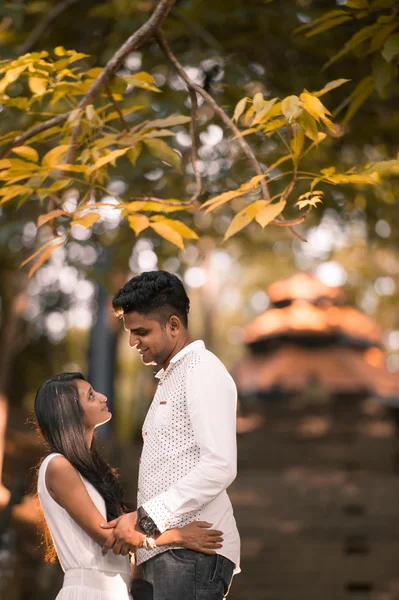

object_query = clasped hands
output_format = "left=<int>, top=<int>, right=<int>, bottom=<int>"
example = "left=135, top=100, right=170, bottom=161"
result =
left=101, top=510, right=143, bottom=556
left=101, top=512, right=224, bottom=557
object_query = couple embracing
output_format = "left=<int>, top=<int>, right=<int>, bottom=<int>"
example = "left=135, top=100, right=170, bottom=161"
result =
left=35, top=270, right=240, bottom=600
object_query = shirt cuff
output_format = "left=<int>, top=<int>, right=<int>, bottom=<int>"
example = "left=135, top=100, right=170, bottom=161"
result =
left=142, top=496, right=173, bottom=533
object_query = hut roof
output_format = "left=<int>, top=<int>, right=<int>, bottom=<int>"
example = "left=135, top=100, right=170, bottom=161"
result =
left=243, top=301, right=382, bottom=349
left=268, top=273, right=341, bottom=305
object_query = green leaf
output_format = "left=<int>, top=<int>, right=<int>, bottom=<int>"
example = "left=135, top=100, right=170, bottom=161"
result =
left=305, top=16, right=353, bottom=38
left=224, top=200, right=267, bottom=240
left=255, top=199, right=286, bottom=227
left=382, top=33, right=399, bottom=62
left=12, top=146, right=39, bottom=163
left=128, top=214, right=150, bottom=235
left=127, top=144, right=142, bottom=166
left=342, top=76, right=375, bottom=125
left=144, top=139, right=182, bottom=172
left=372, top=54, right=395, bottom=96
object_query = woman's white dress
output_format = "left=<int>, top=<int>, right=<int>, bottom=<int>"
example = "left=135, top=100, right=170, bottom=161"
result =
left=38, top=453, right=132, bottom=600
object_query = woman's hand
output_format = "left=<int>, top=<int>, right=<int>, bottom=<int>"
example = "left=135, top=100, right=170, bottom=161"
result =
left=175, top=521, right=224, bottom=554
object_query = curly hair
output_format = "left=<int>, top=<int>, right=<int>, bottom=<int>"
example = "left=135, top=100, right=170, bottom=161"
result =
left=112, top=270, right=190, bottom=327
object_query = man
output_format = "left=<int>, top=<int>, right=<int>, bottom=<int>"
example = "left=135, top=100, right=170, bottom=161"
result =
left=102, top=270, right=240, bottom=599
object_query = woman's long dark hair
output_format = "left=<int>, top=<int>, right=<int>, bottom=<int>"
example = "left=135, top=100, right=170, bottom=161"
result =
left=34, top=372, right=127, bottom=561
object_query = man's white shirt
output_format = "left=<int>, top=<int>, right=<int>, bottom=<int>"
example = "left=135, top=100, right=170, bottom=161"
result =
left=136, top=340, right=240, bottom=571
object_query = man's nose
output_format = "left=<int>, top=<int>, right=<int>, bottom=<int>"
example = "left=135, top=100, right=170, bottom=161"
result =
left=129, top=334, right=139, bottom=348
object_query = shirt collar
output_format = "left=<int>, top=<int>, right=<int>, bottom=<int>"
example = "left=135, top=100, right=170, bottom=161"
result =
left=154, top=340, right=205, bottom=379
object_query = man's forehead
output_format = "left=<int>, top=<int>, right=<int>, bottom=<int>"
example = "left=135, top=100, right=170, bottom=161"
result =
left=123, top=311, right=158, bottom=329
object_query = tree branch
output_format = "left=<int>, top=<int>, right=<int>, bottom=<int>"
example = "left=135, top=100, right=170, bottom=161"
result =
left=16, top=0, right=81, bottom=55
left=188, top=89, right=202, bottom=206
left=3, top=113, right=70, bottom=157
left=155, top=29, right=270, bottom=202
left=64, top=0, right=176, bottom=165
left=155, top=29, right=306, bottom=239
left=105, top=85, right=130, bottom=132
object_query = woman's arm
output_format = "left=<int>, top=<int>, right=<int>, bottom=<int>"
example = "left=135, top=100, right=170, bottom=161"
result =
left=45, top=455, right=134, bottom=547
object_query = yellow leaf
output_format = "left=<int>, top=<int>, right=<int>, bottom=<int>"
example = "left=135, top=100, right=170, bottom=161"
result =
left=224, top=201, right=267, bottom=240
left=299, top=92, right=331, bottom=122
left=12, top=146, right=39, bottom=163
left=38, top=210, right=70, bottom=228
left=144, top=139, right=182, bottom=172
left=150, top=216, right=198, bottom=239
left=20, top=237, right=61, bottom=268
left=150, top=222, right=184, bottom=249
left=291, top=129, right=305, bottom=160
left=124, top=72, right=161, bottom=92
left=312, top=79, right=350, bottom=97
left=29, top=77, right=47, bottom=95
left=28, top=240, right=65, bottom=278
left=295, top=192, right=323, bottom=210
left=282, top=95, right=302, bottom=121
left=253, top=92, right=264, bottom=112
left=266, top=155, right=292, bottom=173
left=255, top=200, right=286, bottom=228
left=72, top=213, right=100, bottom=229
left=0, top=159, right=12, bottom=169
left=297, top=111, right=319, bottom=142
left=123, top=200, right=192, bottom=213
left=251, top=98, right=278, bottom=126
left=233, top=97, right=249, bottom=122
left=143, top=115, right=192, bottom=129
left=42, top=145, right=70, bottom=167
left=90, top=147, right=130, bottom=171
left=0, top=65, right=26, bottom=94
left=202, top=174, right=267, bottom=212
left=85, top=104, right=96, bottom=121
left=128, top=214, right=150, bottom=235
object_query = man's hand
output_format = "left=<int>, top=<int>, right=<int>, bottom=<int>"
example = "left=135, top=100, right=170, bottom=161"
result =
left=101, top=511, right=145, bottom=556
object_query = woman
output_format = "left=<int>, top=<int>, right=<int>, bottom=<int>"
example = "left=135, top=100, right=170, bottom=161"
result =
left=35, top=372, right=224, bottom=600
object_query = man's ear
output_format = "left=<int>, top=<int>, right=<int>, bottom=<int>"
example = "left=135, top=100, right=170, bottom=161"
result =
left=168, top=315, right=180, bottom=335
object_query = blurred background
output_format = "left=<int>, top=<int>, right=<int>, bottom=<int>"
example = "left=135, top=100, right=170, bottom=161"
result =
left=2, top=1, right=399, bottom=599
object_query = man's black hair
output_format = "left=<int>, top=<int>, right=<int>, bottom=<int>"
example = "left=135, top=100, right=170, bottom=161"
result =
left=112, top=271, right=190, bottom=328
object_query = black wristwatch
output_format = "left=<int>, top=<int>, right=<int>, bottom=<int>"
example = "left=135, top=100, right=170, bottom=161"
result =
left=138, top=506, right=158, bottom=536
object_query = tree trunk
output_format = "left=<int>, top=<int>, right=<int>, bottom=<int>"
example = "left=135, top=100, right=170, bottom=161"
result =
left=0, top=286, right=28, bottom=505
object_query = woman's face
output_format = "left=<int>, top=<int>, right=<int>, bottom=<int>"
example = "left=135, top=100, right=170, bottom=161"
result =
left=74, top=379, right=111, bottom=429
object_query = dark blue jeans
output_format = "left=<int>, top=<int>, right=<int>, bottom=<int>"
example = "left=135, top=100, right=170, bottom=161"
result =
left=132, top=550, right=235, bottom=600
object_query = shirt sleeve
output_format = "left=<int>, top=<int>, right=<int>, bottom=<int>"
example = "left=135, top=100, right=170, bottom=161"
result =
left=143, top=357, right=238, bottom=533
